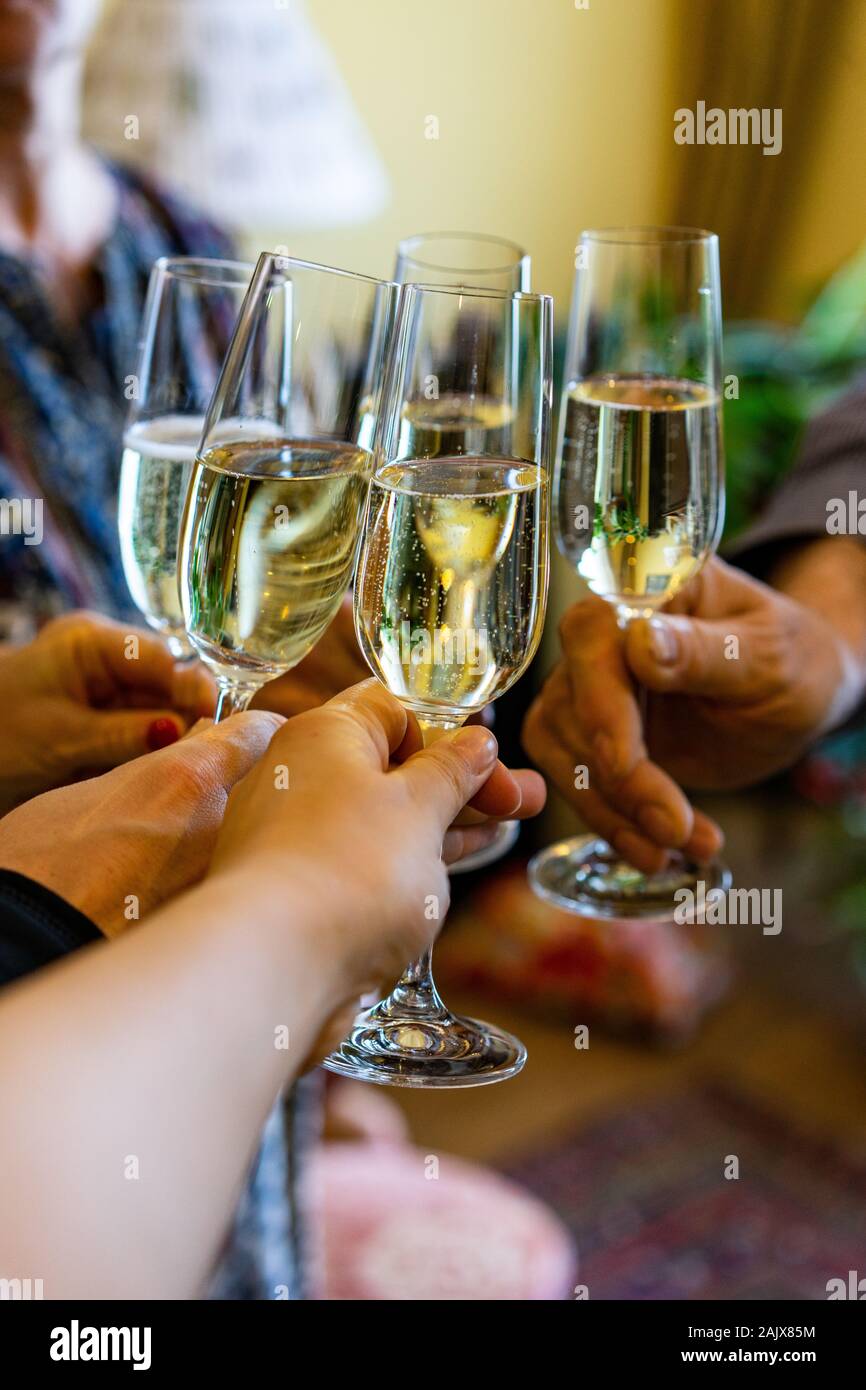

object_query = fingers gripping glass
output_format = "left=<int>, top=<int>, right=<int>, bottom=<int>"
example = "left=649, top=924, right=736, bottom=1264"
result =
left=323, top=282, right=553, bottom=1088
left=528, top=227, right=731, bottom=918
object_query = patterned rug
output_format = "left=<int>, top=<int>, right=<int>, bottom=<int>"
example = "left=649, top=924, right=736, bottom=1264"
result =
left=500, top=1083, right=866, bottom=1300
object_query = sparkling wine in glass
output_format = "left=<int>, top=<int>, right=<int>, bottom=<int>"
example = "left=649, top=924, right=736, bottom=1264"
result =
left=323, top=282, right=552, bottom=1087
left=178, top=253, right=398, bottom=721
left=528, top=226, right=731, bottom=918
left=118, top=257, right=254, bottom=657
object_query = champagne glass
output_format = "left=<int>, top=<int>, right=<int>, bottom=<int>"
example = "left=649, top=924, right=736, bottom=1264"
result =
left=528, top=226, right=731, bottom=918
left=396, top=232, right=530, bottom=291
left=118, top=257, right=253, bottom=657
left=179, top=253, right=398, bottom=721
left=323, top=282, right=553, bottom=1087
left=395, top=232, right=531, bottom=870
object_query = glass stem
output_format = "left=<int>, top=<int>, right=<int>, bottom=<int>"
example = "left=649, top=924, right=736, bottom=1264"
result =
left=382, top=949, right=444, bottom=1014
left=214, top=680, right=263, bottom=723
left=383, top=712, right=466, bottom=1019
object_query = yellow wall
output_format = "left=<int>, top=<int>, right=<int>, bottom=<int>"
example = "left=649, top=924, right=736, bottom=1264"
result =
left=281, top=0, right=671, bottom=312
left=95, top=0, right=865, bottom=324
left=272, top=0, right=866, bottom=325
left=94, top=0, right=866, bottom=321
left=769, top=1, right=866, bottom=315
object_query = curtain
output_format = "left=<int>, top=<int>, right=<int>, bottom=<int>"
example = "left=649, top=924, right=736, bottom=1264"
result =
left=667, top=0, right=854, bottom=316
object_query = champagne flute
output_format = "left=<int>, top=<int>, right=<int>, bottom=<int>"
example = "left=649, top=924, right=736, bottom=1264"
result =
left=395, top=232, right=531, bottom=869
left=118, top=257, right=253, bottom=657
left=528, top=226, right=731, bottom=918
left=179, top=253, right=398, bottom=721
left=323, top=282, right=553, bottom=1087
left=395, top=231, right=530, bottom=291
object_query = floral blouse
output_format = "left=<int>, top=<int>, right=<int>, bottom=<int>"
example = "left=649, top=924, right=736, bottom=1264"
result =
left=0, top=159, right=234, bottom=630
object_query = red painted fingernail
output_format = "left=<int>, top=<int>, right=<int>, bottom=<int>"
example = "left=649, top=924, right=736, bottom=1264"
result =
left=147, top=717, right=180, bottom=751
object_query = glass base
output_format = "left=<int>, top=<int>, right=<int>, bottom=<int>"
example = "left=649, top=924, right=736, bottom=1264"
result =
left=322, top=1000, right=527, bottom=1088
left=528, top=833, right=732, bottom=920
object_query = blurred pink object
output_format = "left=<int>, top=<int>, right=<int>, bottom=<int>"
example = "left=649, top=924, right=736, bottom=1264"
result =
left=309, top=1143, right=576, bottom=1300
left=437, top=863, right=732, bottom=1039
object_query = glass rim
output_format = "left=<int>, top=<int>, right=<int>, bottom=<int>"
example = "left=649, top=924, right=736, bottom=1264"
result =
left=579, top=226, right=718, bottom=246
left=401, top=281, right=551, bottom=308
left=153, top=256, right=255, bottom=288
left=258, top=251, right=399, bottom=291
left=397, top=231, right=528, bottom=275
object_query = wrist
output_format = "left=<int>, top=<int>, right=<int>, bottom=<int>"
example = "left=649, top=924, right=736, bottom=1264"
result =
left=203, top=855, right=355, bottom=1018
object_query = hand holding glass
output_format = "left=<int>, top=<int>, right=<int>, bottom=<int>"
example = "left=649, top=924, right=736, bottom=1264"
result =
left=529, top=226, right=730, bottom=918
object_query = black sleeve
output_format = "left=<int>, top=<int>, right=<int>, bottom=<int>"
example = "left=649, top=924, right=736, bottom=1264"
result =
left=724, top=376, right=866, bottom=579
left=0, top=870, right=103, bottom=988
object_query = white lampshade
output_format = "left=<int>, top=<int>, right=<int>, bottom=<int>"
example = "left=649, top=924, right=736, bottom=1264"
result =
left=83, top=0, right=388, bottom=230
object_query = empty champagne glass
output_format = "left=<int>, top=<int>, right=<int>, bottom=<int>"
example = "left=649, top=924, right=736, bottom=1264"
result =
left=528, top=226, right=731, bottom=917
left=323, top=281, right=552, bottom=1087
left=178, top=253, right=398, bottom=721
left=118, top=257, right=253, bottom=657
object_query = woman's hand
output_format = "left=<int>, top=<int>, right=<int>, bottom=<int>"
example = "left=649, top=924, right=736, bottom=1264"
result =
left=0, top=610, right=215, bottom=814
left=522, top=554, right=866, bottom=872
left=211, top=679, right=545, bottom=1015
left=0, top=711, right=282, bottom=935
left=0, top=689, right=540, bottom=1298
left=0, top=683, right=543, bottom=1295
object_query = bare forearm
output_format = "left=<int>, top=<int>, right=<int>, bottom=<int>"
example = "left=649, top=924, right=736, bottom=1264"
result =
left=0, top=870, right=334, bottom=1299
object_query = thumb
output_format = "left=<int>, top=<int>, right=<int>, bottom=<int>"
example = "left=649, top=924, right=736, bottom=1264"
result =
left=167, top=709, right=285, bottom=787
left=626, top=613, right=758, bottom=698
left=398, top=726, right=500, bottom=828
